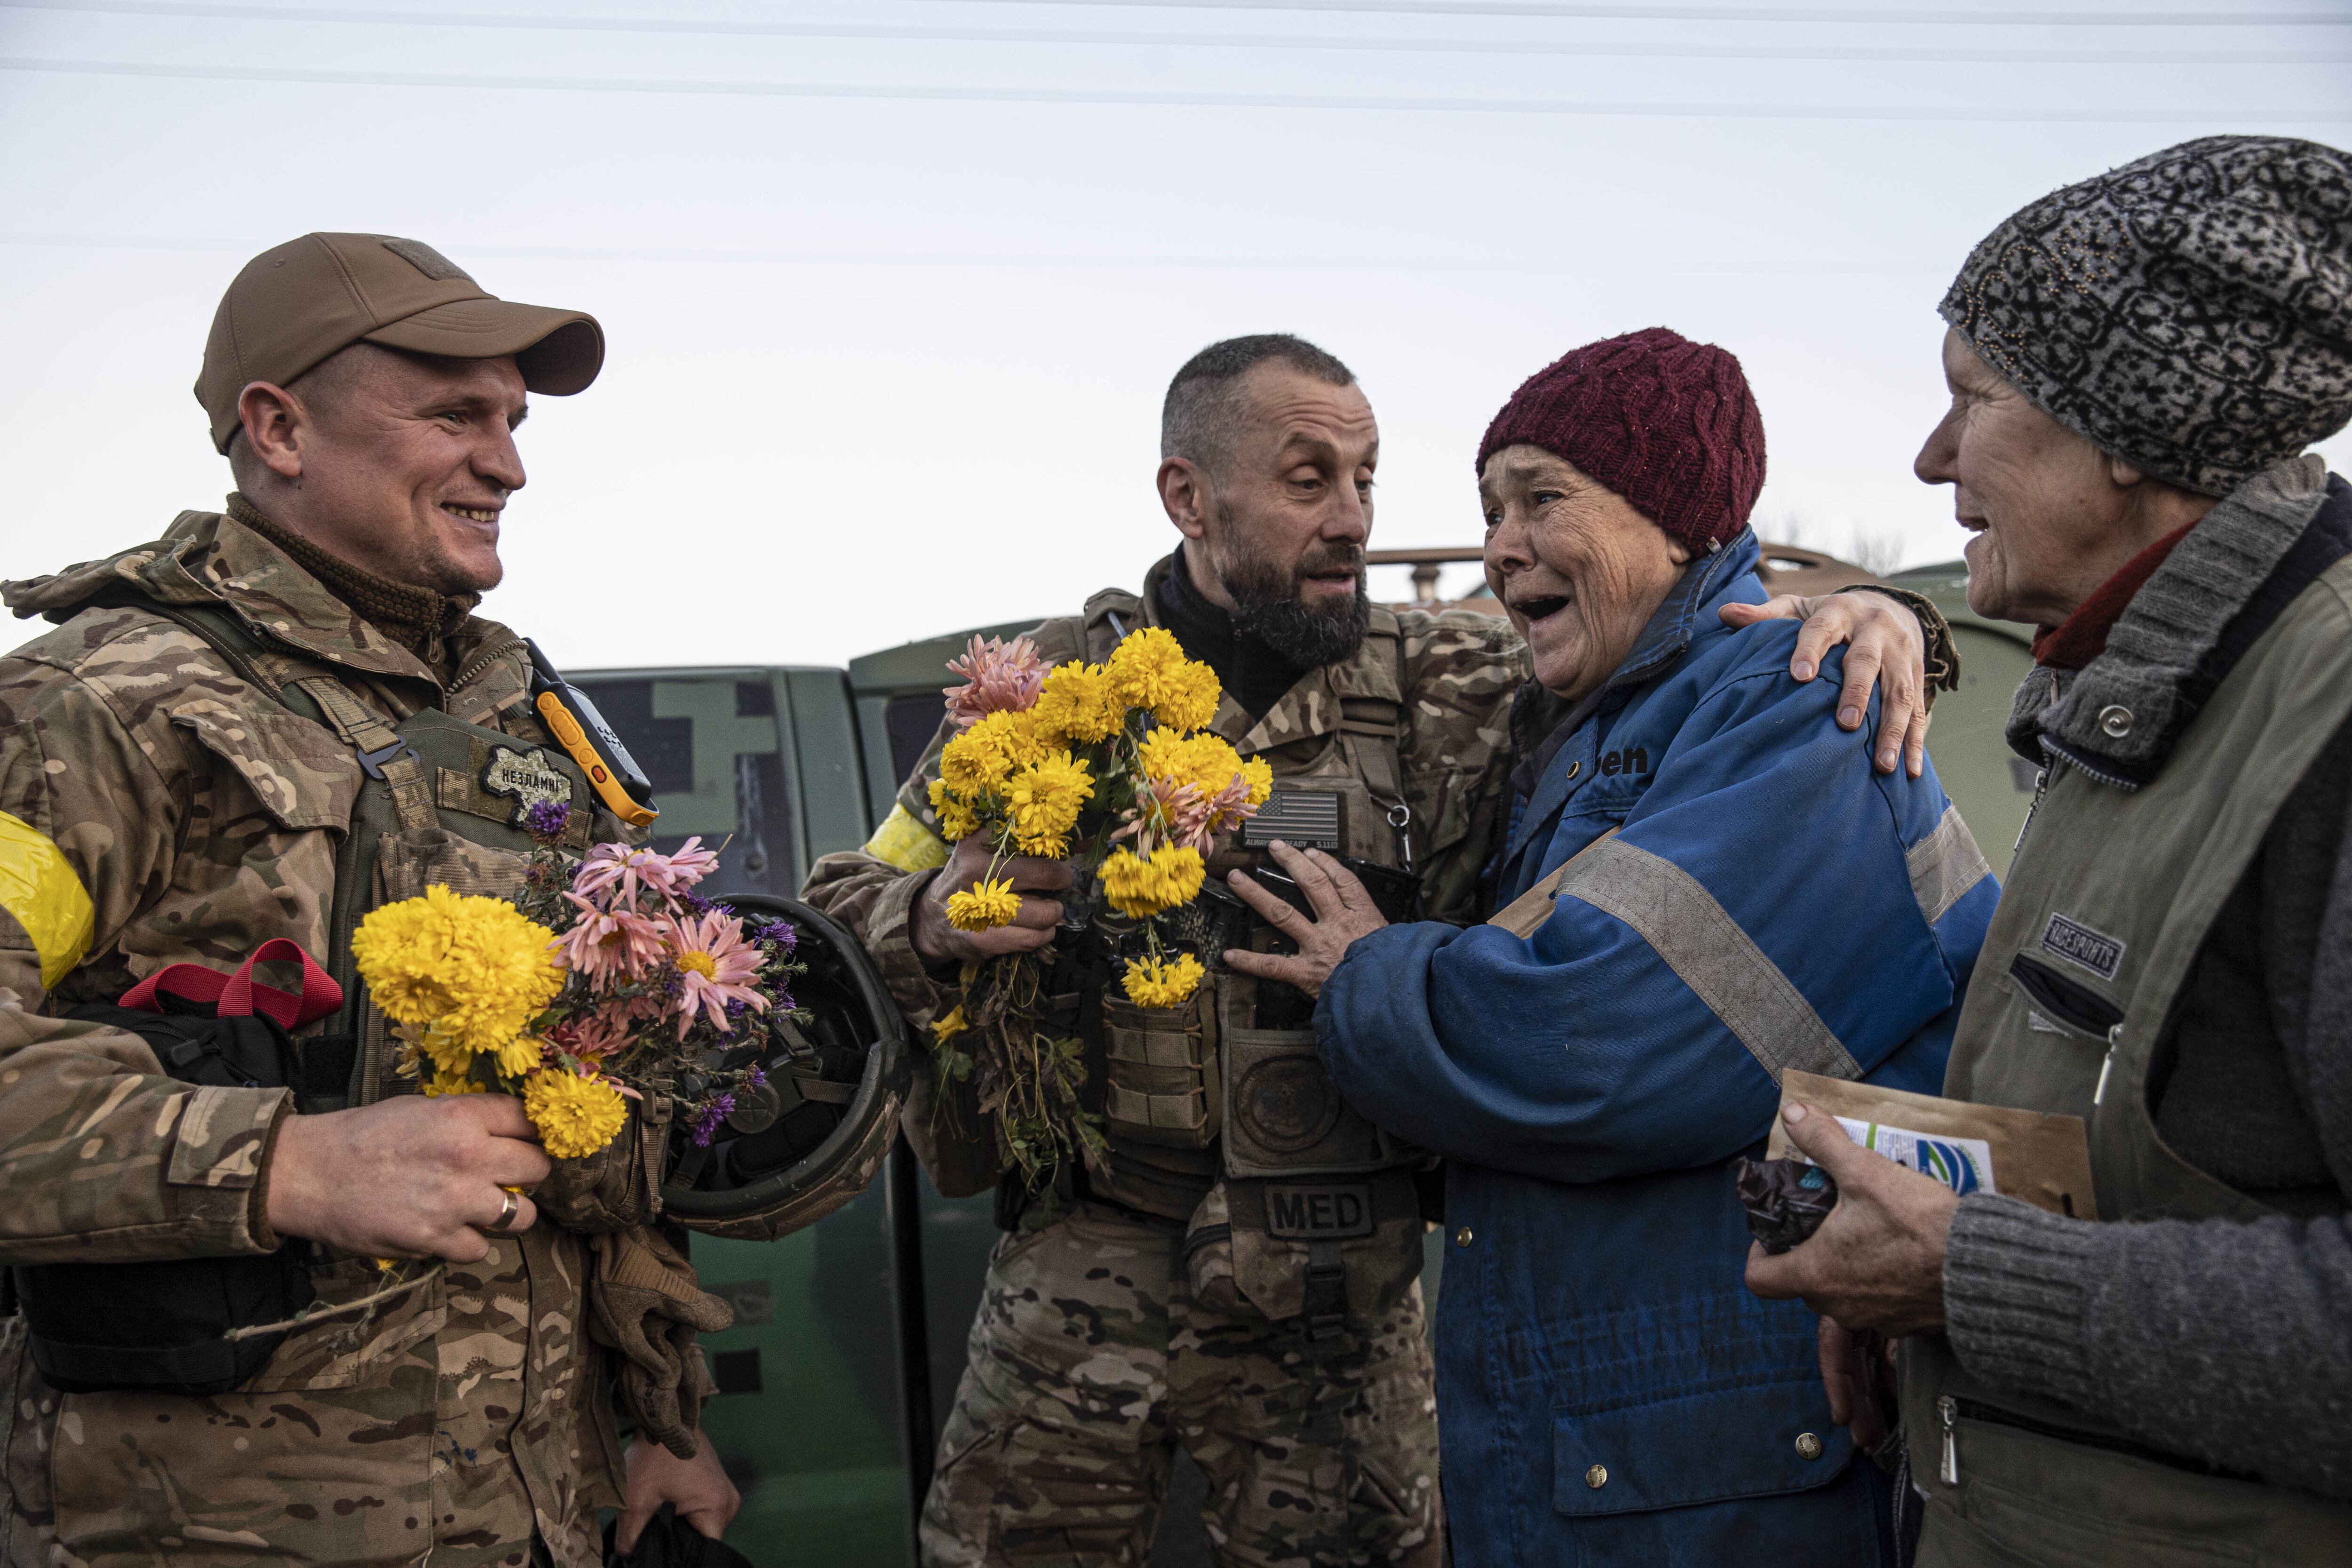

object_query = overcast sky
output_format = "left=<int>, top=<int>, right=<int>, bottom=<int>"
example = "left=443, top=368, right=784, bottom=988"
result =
left=4, top=0, right=2348, bottom=672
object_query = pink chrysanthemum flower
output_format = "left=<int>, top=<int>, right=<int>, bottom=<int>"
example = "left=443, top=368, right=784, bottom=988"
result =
left=1114, top=776, right=1217, bottom=857
left=1200, top=773, right=1259, bottom=837
left=665, top=909, right=769, bottom=1039
left=943, top=635, right=1049, bottom=730
left=548, top=1002, right=636, bottom=1067
left=573, top=837, right=721, bottom=909
left=556, top=892, right=668, bottom=985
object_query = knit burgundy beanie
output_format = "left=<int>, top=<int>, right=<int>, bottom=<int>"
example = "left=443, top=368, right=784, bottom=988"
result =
left=1475, top=327, right=1767, bottom=551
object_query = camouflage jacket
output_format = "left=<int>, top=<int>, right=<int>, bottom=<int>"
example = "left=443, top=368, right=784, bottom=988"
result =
left=802, top=555, right=1530, bottom=1194
left=0, top=509, right=662, bottom=1568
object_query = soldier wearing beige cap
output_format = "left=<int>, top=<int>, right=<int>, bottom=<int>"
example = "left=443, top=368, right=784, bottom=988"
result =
left=0, top=234, right=737, bottom=1566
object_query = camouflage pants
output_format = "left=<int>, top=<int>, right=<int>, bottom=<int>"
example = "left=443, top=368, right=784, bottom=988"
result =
left=919, top=1200, right=1443, bottom=1568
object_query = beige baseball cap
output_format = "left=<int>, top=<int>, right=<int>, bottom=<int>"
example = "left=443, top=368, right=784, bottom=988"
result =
left=196, top=232, right=604, bottom=452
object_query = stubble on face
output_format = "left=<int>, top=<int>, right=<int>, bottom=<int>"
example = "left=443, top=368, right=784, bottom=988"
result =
left=1198, top=369, right=1379, bottom=669
left=278, top=346, right=528, bottom=598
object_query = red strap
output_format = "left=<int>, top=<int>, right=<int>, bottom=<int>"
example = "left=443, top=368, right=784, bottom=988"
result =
left=120, top=939, right=343, bottom=1031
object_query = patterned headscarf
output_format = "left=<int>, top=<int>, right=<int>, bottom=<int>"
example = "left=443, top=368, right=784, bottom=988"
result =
left=1941, top=135, right=2352, bottom=497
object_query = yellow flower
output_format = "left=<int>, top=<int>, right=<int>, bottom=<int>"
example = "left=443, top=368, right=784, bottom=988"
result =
left=421, top=1067, right=485, bottom=1098
left=928, top=779, right=983, bottom=842
left=1108, top=627, right=1221, bottom=731
left=412, top=1021, right=474, bottom=1078
left=493, top=1034, right=547, bottom=1080
left=931, top=1004, right=969, bottom=1041
left=946, top=877, right=1023, bottom=931
left=523, top=1069, right=628, bottom=1160
left=1121, top=953, right=1205, bottom=1010
left=1137, top=728, right=1248, bottom=800
left=940, top=710, right=1043, bottom=798
left=1032, top=661, right=1124, bottom=745
left=1006, top=750, right=1094, bottom=857
left=351, top=884, right=563, bottom=1056
left=1240, top=756, right=1274, bottom=808
left=1100, top=844, right=1206, bottom=918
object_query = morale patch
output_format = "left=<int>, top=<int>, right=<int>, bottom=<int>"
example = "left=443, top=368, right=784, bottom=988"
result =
left=479, top=745, right=574, bottom=828
left=1241, top=789, right=1343, bottom=852
left=2042, top=912, right=2125, bottom=981
left=1263, top=1182, right=1377, bottom=1241
left=1234, top=1056, right=1343, bottom=1154
left=380, top=236, right=477, bottom=284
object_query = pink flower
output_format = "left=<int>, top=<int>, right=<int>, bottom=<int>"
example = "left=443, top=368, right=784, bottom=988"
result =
left=665, top=909, right=769, bottom=1039
left=943, top=635, right=1048, bottom=729
left=1201, top=773, right=1258, bottom=836
left=572, top=838, right=721, bottom=909
left=1114, top=776, right=1216, bottom=856
left=555, top=892, right=667, bottom=984
left=545, top=1003, right=637, bottom=1067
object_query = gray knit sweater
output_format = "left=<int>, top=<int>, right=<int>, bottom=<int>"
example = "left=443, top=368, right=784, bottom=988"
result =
left=1943, top=459, right=2352, bottom=1500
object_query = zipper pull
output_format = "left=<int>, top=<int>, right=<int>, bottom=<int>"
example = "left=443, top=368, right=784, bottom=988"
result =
left=1939, top=1395, right=1959, bottom=1486
left=2092, top=1022, right=2123, bottom=1106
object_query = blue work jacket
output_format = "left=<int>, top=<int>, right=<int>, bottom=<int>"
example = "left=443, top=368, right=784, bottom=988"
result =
left=1318, top=533, right=1997, bottom=1567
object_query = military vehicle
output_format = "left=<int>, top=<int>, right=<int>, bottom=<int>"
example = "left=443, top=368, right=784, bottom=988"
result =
left=573, top=547, right=2030, bottom=1566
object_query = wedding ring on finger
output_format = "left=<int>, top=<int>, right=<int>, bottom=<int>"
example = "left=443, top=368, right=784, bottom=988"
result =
left=480, top=1187, right=522, bottom=1236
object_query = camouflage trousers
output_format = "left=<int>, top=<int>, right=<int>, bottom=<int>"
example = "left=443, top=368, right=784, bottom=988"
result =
left=919, top=1199, right=1443, bottom=1568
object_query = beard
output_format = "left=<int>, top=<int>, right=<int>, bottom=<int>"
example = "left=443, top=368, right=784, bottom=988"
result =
left=1216, top=539, right=1371, bottom=669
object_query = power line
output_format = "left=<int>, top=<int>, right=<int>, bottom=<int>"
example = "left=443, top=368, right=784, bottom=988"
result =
left=6, top=56, right=2347, bottom=120
left=906, top=0, right=2352, bottom=24
left=0, top=231, right=1955, bottom=272
left=1, top=0, right=2337, bottom=65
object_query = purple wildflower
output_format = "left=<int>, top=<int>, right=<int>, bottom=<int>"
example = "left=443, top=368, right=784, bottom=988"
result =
left=752, top=919, right=798, bottom=951
left=677, top=890, right=717, bottom=917
left=690, top=1093, right=738, bottom=1147
left=747, top=1066, right=767, bottom=1089
left=522, top=799, right=572, bottom=844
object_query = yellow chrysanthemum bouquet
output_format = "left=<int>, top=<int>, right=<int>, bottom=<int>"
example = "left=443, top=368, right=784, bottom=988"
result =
left=350, top=806, right=806, bottom=1168
left=927, top=628, right=1270, bottom=1185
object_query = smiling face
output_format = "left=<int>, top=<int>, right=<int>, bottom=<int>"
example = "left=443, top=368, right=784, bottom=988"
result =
left=1167, top=363, right=1378, bottom=667
left=1481, top=445, right=1692, bottom=700
left=239, top=342, right=529, bottom=597
left=1915, top=327, right=2170, bottom=628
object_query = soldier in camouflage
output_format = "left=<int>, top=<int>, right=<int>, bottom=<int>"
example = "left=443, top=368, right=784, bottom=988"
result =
left=803, top=334, right=1935, bottom=1566
left=0, top=234, right=735, bottom=1567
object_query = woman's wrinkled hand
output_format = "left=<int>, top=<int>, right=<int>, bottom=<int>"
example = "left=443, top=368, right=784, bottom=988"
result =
left=1220, top=840, right=1389, bottom=1000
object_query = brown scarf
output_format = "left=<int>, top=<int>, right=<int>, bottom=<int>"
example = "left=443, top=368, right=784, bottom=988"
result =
left=225, top=493, right=477, bottom=671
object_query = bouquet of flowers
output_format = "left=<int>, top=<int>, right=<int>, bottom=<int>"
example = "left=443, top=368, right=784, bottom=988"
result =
left=926, top=627, right=1270, bottom=1186
left=350, top=804, right=805, bottom=1167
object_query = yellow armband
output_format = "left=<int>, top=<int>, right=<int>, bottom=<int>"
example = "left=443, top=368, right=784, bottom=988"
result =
left=0, top=811, right=95, bottom=990
left=864, top=803, right=951, bottom=874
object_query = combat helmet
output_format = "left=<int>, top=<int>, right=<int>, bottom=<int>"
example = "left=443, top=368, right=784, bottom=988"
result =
left=660, top=893, right=911, bottom=1241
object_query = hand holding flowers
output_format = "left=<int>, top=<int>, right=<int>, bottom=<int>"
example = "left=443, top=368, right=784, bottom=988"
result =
left=350, top=804, right=809, bottom=1184
left=921, top=628, right=1271, bottom=1189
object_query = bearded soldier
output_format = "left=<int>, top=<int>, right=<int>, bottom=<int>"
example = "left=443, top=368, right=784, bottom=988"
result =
left=0, top=234, right=738, bottom=1566
left=803, top=333, right=1939, bottom=1565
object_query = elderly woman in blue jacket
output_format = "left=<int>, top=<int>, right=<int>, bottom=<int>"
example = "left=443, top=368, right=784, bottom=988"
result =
left=1222, top=328, right=1997, bottom=1567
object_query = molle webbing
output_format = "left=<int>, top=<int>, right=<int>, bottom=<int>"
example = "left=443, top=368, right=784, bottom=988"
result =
left=290, top=676, right=437, bottom=833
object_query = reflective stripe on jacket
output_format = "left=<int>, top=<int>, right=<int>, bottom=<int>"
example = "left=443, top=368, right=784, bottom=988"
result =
left=1316, top=531, right=1998, bottom=1566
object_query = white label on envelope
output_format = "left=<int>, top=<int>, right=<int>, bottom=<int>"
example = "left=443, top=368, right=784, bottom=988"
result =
left=1833, top=1116, right=1994, bottom=1196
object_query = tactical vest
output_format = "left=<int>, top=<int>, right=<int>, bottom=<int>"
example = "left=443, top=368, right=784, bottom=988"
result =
left=1900, top=555, right=2352, bottom=1567
left=38, top=599, right=634, bottom=1543
left=1050, top=585, right=1430, bottom=1336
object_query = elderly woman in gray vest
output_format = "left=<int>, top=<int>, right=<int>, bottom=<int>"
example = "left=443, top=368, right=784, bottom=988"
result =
left=1746, top=135, right=2352, bottom=1566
